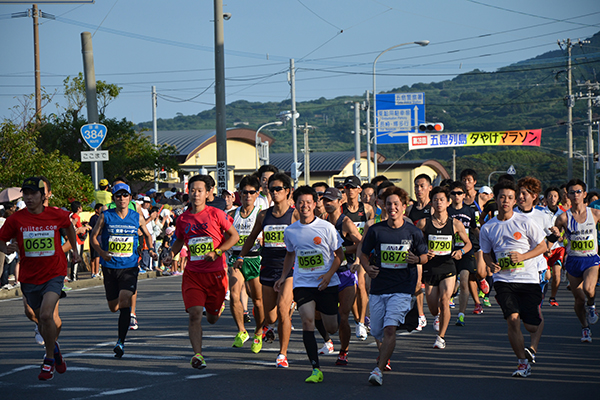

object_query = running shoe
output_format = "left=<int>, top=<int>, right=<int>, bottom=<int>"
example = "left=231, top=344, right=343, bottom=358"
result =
left=549, top=298, right=559, bottom=307
left=251, top=334, right=263, bottom=353
left=318, top=340, right=334, bottom=354
left=473, top=304, right=484, bottom=315
left=232, top=331, right=249, bottom=348
left=376, top=356, right=392, bottom=371
left=433, top=335, right=446, bottom=349
left=585, top=304, right=598, bottom=325
left=365, top=316, right=371, bottom=332
left=356, top=322, right=368, bottom=341
left=225, top=290, right=230, bottom=301
left=244, top=311, right=252, bottom=324
left=262, top=325, right=275, bottom=343
left=62, top=285, right=72, bottom=291
left=455, top=314, right=465, bottom=327
left=512, top=361, right=531, bottom=377
left=479, top=278, right=490, bottom=295
left=581, top=327, right=592, bottom=343
left=524, top=347, right=536, bottom=364
left=305, top=368, right=323, bottom=383
left=38, top=358, right=55, bottom=381
left=219, top=302, right=226, bottom=316
left=276, top=354, right=289, bottom=368
left=368, top=367, right=383, bottom=386
left=416, top=315, right=427, bottom=332
left=478, top=289, right=484, bottom=299
left=336, top=350, right=348, bottom=366
left=449, top=297, right=455, bottom=308
left=433, top=315, right=440, bottom=332
left=483, top=297, right=492, bottom=307
left=129, top=314, right=139, bottom=330
left=34, top=324, right=44, bottom=346
left=54, top=341, right=67, bottom=374
left=113, top=340, right=124, bottom=358
left=190, top=353, right=207, bottom=369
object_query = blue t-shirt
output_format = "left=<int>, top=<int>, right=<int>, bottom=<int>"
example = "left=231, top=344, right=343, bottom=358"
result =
left=362, top=220, right=427, bottom=295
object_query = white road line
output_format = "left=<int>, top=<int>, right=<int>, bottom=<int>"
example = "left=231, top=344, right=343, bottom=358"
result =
left=0, top=365, right=37, bottom=378
left=185, top=373, right=217, bottom=380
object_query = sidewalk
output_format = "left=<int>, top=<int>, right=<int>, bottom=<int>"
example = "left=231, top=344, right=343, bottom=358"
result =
left=0, top=269, right=168, bottom=301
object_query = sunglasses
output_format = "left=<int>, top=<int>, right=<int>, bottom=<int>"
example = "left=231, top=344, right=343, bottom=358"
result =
left=568, top=189, right=583, bottom=195
left=242, top=190, right=258, bottom=195
left=114, top=192, right=130, bottom=198
left=450, top=191, right=464, bottom=196
left=344, top=185, right=358, bottom=189
left=316, top=191, right=325, bottom=197
left=269, top=186, right=286, bottom=193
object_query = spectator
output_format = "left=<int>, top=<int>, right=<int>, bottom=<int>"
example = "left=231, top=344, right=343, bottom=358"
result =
left=69, top=201, right=90, bottom=281
left=88, top=203, right=103, bottom=278
left=94, top=179, right=112, bottom=206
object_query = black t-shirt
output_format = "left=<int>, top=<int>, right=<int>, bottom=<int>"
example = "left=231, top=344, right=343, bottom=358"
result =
left=448, top=205, right=479, bottom=253
left=362, top=221, right=427, bottom=295
left=206, top=196, right=227, bottom=211
left=407, top=202, right=431, bottom=226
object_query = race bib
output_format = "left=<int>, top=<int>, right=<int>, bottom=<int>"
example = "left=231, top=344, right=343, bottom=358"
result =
left=189, top=236, right=214, bottom=261
left=23, top=230, right=55, bottom=258
left=571, top=237, right=595, bottom=256
left=264, top=225, right=286, bottom=248
left=232, top=234, right=249, bottom=252
left=108, top=236, right=134, bottom=257
left=297, top=249, right=325, bottom=271
left=354, top=221, right=365, bottom=235
left=454, top=228, right=468, bottom=248
left=380, top=243, right=409, bottom=269
left=428, top=234, right=452, bottom=256
left=497, top=251, right=524, bottom=271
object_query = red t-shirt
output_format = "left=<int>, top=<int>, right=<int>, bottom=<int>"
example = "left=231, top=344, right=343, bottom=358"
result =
left=0, top=207, right=71, bottom=285
left=71, top=213, right=84, bottom=245
left=175, top=206, right=232, bottom=273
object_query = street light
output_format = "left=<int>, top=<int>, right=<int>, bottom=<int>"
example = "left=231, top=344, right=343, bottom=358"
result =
left=372, top=40, right=429, bottom=177
left=255, top=121, right=283, bottom=169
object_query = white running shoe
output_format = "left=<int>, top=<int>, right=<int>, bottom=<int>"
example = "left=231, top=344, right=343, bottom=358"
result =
left=433, top=335, right=446, bottom=349
left=586, top=305, right=598, bottom=325
left=415, top=315, right=427, bottom=331
left=433, top=315, right=440, bottom=332
left=318, top=340, right=334, bottom=354
left=368, top=367, right=383, bottom=386
left=356, top=322, right=368, bottom=341
left=34, top=325, right=44, bottom=346
left=512, top=361, right=531, bottom=377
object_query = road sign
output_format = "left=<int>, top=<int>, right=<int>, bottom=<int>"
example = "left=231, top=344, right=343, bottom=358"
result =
left=507, top=165, right=516, bottom=175
left=217, top=161, right=227, bottom=194
left=81, top=150, right=109, bottom=162
left=375, top=93, right=425, bottom=145
left=80, top=123, right=107, bottom=150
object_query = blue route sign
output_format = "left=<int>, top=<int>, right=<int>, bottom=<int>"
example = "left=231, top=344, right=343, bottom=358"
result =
left=375, top=93, right=425, bottom=144
left=80, top=123, right=107, bottom=150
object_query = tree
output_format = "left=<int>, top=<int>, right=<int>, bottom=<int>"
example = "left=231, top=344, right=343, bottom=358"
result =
left=63, top=73, right=122, bottom=120
left=0, top=121, right=94, bottom=207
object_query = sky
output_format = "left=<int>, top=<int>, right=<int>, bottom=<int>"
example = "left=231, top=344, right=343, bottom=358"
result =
left=1, top=0, right=599, bottom=125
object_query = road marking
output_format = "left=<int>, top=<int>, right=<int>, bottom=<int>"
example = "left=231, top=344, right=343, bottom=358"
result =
left=0, top=365, right=37, bottom=378
left=185, top=373, right=217, bottom=380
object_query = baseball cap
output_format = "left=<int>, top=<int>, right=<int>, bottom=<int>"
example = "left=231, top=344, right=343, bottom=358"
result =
left=143, top=196, right=151, bottom=203
left=322, top=187, right=342, bottom=201
left=21, top=177, right=45, bottom=194
left=343, top=176, right=361, bottom=188
left=147, top=188, right=157, bottom=195
left=165, top=226, right=175, bottom=235
left=99, top=179, right=109, bottom=187
left=112, top=183, right=131, bottom=195
left=478, top=186, right=493, bottom=195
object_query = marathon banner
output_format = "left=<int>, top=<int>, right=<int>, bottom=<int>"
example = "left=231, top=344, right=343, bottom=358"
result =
left=408, top=129, right=542, bottom=150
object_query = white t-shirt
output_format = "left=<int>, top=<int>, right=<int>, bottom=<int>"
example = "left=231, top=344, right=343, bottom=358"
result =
left=515, top=207, right=552, bottom=271
left=479, top=212, right=545, bottom=284
left=254, top=193, right=271, bottom=210
left=284, top=217, right=342, bottom=288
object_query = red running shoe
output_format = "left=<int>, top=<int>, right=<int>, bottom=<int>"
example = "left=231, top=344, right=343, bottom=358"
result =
left=473, top=304, right=484, bottom=315
left=479, top=279, right=490, bottom=295
left=38, top=358, right=55, bottom=381
left=54, top=341, right=67, bottom=374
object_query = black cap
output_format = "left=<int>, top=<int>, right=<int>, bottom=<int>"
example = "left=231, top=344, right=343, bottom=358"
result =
left=322, top=187, right=342, bottom=201
left=343, top=176, right=361, bottom=188
left=21, top=177, right=45, bottom=194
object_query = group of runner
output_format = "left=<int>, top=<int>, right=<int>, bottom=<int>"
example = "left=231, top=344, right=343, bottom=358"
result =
left=2, top=165, right=598, bottom=384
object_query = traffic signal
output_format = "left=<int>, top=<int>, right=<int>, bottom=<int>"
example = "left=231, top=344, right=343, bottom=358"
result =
left=159, top=168, right=167, bottom=180
left=418, top=122, right=444, bottom=132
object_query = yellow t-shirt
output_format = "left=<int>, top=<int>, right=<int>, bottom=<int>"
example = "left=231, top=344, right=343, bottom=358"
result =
left=94, top=190, right=112, bottom=206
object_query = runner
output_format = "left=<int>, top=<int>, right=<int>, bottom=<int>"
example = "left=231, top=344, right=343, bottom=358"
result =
left=90, top=182, right=157, bottom=359
left=274, top=185, right=345, bottom=383
left=323, top=187, right=362, bottom=365
left=417, top=186, right=471, bottom=349
left=480, top=180, right=547, bottom=377
left=341, top=175, right=373, bottom=341
left=0, top=177, right=79, bottom=380
left=255, top=165, right=278, bottom=209
left=360, top=186, right=428, bottom=386
left=235, top=172, right=299, bottom=367
left=311, top=182, right=329, bottom=219
left=543, top=186, right=565, bottom=307
left=228, top=175, right=265, bottom=353
left=447, top=181, right=481, bottom=327
left=550, top=179, right=600, bottom=342
left=407, top=174, right=432, bottom=331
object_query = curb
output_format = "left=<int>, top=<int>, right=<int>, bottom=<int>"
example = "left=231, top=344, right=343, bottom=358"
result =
left=0, top=270, right=168, bottom=301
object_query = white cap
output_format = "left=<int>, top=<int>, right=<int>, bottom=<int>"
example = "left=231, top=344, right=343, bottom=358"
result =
left=478, top=186, right=493, bottom=195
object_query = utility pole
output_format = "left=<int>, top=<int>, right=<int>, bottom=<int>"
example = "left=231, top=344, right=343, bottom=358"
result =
left=452, top=149, right=456, bottom=180
left=81, top=31, right=102, bottom=188
left=290, top=59, right=300, bottom=188
left=33, top=4, right=41, bottom=121
left=214, top=0, right=228, bottom=193
left=576, top=80, right=599, bottom=189
left=365, top=91, right=371, bottom=182
left=354, top=101, right=361, bottom=178
left=559, top=39, right=575, bottom=180
left=152, top=86, right=158, bottom=190
left=302, top=123, right=314, bottom=185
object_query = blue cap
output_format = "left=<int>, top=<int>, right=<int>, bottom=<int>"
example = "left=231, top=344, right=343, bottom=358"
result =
left=147, top=188, right=157, bottom=194
left=112, top=183, right=131, bottom=194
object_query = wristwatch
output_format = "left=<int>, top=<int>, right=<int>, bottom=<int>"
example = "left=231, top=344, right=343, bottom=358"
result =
left=214, top=248, right=223, bottom=257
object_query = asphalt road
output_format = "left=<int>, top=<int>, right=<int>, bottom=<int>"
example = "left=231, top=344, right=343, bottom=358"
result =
left=1, top=275, right=598, bottom=400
